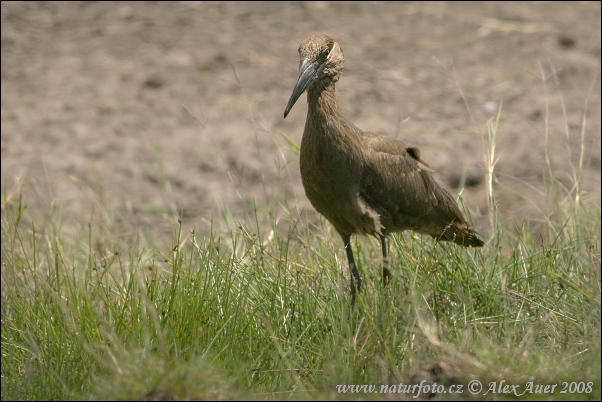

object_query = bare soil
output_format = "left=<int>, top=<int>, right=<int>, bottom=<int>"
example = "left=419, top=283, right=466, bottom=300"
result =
left=2, top=2, right=600, bottom=245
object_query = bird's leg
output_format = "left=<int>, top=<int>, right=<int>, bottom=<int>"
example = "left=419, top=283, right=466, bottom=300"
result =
left=379, top=235, right=392, bottom=333
left=342, top=234, right=361, bottom=306
left=380, top=235, right=391, bottom=288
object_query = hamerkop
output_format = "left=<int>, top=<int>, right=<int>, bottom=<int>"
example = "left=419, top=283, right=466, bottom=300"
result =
left=284, top=35, right=484, bottom=306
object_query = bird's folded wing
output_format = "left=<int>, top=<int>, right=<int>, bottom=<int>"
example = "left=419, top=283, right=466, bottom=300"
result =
left=359, top=134, right=463, bottom=223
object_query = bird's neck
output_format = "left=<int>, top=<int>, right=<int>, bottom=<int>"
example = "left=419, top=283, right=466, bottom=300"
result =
left=307, top=81, right=341, bottom=122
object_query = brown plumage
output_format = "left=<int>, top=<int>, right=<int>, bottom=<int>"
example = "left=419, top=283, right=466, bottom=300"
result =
left=284, top=35, right=483, bottom=306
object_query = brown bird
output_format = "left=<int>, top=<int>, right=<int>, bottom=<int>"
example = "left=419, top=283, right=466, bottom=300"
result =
left=284, top=35, right=483, bottom=306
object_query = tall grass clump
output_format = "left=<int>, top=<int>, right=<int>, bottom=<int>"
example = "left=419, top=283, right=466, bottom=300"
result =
left=2, top=70, right=600, bottom=400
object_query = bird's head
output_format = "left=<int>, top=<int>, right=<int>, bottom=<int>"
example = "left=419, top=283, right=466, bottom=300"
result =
left=284, top=35, right=344, bottom=118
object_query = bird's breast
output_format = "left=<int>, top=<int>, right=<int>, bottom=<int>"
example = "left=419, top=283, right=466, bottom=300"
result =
left=299, top=128, right=383, bottom=236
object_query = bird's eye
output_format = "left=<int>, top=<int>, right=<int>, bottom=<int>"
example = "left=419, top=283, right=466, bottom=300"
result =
left=321, top=48, right=330, bottom=57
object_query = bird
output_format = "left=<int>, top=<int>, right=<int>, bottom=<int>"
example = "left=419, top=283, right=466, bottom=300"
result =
left=283, top=34, right=484, bottom=306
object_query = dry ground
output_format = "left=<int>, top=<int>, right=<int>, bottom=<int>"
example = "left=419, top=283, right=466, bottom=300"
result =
left=1, top=2, right=600, bottom=246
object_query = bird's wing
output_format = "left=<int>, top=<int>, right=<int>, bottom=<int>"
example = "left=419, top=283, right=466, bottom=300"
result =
left=361, top=132, right=433, bottom=170
left=359, top=132, right=464, bottom=225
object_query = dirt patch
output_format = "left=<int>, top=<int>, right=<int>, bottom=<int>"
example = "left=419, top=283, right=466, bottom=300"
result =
left=2, top=2, right=600, bottom=245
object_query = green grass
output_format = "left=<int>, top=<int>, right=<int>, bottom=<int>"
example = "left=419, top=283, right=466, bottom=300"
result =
left=2, top=99, right=600, bottom=400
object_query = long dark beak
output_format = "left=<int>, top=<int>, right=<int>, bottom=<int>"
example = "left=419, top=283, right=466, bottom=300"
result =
left=284, top=58, right=321, bottom=118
